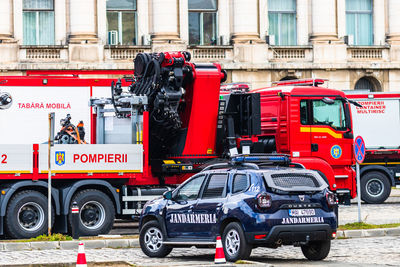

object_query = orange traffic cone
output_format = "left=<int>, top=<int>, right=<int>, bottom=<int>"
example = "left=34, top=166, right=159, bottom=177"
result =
left=214, top=235, right=226, bottom=264
left=76, top=242, right=87, bottom=267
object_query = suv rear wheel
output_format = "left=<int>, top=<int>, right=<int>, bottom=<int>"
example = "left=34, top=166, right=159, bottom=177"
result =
left=222, top=222, right=252, bottom=262
left=301, top=240, right=331, bottom=260
left=140, top=220, right=172, bottom=257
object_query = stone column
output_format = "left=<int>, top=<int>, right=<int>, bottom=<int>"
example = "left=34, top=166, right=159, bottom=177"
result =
left=0, top=0, right=17, bottom=64
left=0, top=0, right=13, bottom=41
left=373, top=0, right=385, bottom=45
left=151, top=0, right=180, bottom=43
left=231, top=0, right=261, bottom=43
left=55, top=0, right=67, bottom=45
left=310, top=0, right=338, bottom=42
left=231, top=0, right=267, bottom=64
left=296, top=0, right=309, bottom=46
left=310, top=0, right=346, bottom=63
left=218, top=0, right=230, bottom=45
left=387, top=0, right=400, bottom=43
left=387, top=0, right=400, bottom=62
left=68, top=0, right=98, bottom=43
left=68, top=0, right=100, bottom=62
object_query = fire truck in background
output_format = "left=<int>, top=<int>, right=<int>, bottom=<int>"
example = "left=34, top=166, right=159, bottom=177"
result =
left=346, top=91, right=400, bottom=203
left=0, top=52, right=231, bottom=239
left=221, top=79, right=356, bottom=204
left=0, top=52, right=355, bottom=239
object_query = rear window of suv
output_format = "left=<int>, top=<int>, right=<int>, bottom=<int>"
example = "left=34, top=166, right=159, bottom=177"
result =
left=202, top=174, right=227, bottom=198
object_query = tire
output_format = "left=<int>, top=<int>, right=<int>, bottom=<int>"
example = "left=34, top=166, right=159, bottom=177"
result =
left=222, top=222, right=252, bottom=262
left=5, top=190, right=54, bottom=239
left=68, top=189, right=115, bottom=236
left=301, top=240, right=331, bottom=261
left=139, top=220, right=172, bottom=257
left=360, top=171, right=391, bottom=204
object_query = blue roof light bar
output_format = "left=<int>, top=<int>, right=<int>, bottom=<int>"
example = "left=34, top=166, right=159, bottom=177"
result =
left=231, top=154, right=290, bottom=164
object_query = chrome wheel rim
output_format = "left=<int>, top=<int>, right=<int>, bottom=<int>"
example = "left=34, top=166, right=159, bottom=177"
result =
left=366, top=178, right=384, bottom=197
left=80, top=201, right=106, bottom=230
left=225, top=229, right=240, bottom=256
left=17, top=202, right=45, bottom=232
left=144, top=227, right=163, bottom=252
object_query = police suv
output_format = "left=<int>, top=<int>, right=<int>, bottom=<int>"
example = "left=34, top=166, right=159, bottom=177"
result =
left=139, top=156, right=337, bottom=262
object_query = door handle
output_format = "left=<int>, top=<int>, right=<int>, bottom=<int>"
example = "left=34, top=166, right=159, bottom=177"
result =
left=188, top=205, right=194, bottom=213
left=311, top=143, right=318, bottom=152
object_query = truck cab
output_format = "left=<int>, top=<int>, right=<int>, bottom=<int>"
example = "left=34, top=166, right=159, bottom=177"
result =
left=221, top=79, right=356, bottom=203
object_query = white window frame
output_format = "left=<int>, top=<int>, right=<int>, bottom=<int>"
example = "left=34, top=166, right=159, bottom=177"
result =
left=22, top=0, right=55, bottom=45
left=188, top=1, right=218, bottom=46
left=106, top=0, right=137, bottom=45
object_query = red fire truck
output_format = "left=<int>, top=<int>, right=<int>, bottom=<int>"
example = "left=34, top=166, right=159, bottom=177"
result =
left=0, top=52, right=354, bottom=239
left=221, top=79, right=356, bottom=204
left=346, top=91, right=400, bottom=203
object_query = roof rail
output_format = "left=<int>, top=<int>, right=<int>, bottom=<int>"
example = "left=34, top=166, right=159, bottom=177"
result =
left=201, top=162, right=259, bottom=172
left=272, top=78, right=328, bottom=87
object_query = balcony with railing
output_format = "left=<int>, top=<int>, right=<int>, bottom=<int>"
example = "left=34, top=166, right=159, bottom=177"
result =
left=104, top=46, right=152, bottom=61
left=268, top=46, right=313, bottom=62
left=347, top=46, right=390, bottom=61
left=19, top=46, right=68, bottom=62
left=187, top=46, right=233, bottom=62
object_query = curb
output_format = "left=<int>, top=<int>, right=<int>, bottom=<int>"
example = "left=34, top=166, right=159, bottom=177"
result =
left=336, top=227, right=400, bottom=239
left=0, top=238, right=139, bottom=252
left=1, top=227, right=400, bottom=251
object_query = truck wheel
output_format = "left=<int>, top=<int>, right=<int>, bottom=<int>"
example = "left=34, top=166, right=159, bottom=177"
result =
left=139, top=220, right=172, bottom=257
left=5, top=190, right=54, bottom=239
left=68, top=189, right=115, bottom=236
left=301, top=240, right=331, bottom=261
left=222, top=222, right=252, bottom=262
left=361, top=172, right=391, bottom=204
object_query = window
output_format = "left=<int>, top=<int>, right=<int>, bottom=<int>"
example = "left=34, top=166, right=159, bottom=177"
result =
left=300, top=101, right=308, bottom=125
left=313, top=100, right=346, bottom=130
left=232, top=174, right=248, bottom=194
left=346, top=0, right=373, bottom=45
left=23, top=0, right=55, bottom=45
left=268, top=0, right=296, bottom=46
left=202, top=174, right=227, bottom=198
left=301, top=100, right=348, bottom=131
left=106, top=0, right=137, bottom=45
left=188, top=0, right=218, bottom=46
left=176, top=175, right=205, bottom=201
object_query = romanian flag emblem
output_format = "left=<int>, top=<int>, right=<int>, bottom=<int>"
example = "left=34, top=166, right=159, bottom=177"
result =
left=55, top=151, right=65, bottom=166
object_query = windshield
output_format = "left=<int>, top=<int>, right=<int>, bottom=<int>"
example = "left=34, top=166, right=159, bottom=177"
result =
left=301, top=99, right=348, bottom=131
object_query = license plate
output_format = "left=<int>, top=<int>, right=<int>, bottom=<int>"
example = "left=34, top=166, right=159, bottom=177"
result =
left=289, top=209, right=315, bottom=217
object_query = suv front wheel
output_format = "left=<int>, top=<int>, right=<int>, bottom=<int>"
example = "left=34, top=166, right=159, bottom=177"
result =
left=222, top=222, right=252, bottom=262
left=301, top=240, right=331, bottom=260
left=140, top=220, right=172, bottom=258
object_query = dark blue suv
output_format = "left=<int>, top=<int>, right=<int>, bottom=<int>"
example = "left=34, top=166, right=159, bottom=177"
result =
left=139, top=157, right=337, bottom=262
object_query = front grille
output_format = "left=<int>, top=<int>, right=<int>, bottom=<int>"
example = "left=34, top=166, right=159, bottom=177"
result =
left=270, top=174, right=320, bottom=188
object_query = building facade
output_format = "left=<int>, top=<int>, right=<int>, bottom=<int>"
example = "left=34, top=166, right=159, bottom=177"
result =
left=1, top=0, right=400, bottom=91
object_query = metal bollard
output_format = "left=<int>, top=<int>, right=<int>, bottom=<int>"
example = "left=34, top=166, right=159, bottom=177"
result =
left=71, top=201, right=80, bottom=239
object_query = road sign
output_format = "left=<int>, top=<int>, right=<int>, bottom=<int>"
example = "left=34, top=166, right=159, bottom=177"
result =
left=354, top=136, right=366, bottom=164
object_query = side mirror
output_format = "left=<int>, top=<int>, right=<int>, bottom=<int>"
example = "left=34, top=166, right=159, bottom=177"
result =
left=163, top=190, right=173, bottom=200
